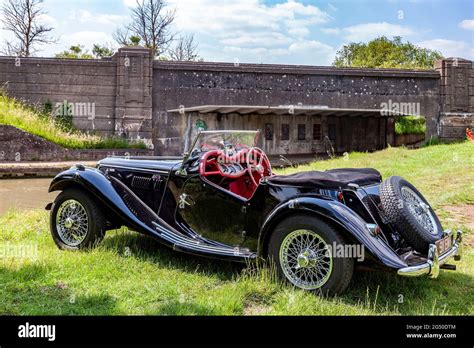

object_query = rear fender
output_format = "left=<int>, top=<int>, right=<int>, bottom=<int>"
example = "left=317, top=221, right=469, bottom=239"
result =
left=259, top=196, right=407, bottom=269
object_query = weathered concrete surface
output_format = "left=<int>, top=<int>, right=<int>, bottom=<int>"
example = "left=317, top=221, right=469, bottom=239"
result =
left=0, top=47, right=155, bottom=146
left=0, top=125, right=153, bottom=162
left=152, top=61, right=440, bottom=155
left=1, top=48, right=473, bottom=156
left=0, top=56, right=118, bottom=135
left=435, top=58, right=474, bottom=141
left=394, top=133, right=426, bottom=147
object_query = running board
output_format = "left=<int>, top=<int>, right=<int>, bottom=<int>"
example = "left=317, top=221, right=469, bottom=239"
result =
left=152, top=221, right=257, bottom=260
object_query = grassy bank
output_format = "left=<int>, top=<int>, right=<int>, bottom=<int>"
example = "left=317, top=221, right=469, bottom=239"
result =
left=0, top=95, right=146, bottom=149
left=0, top=142, right=473, bottom=315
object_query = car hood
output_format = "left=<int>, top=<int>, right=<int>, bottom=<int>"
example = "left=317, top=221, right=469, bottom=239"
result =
left=98, top=157, right=182, bottom=173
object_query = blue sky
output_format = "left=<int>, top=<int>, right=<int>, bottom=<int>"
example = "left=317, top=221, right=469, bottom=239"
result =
left=0, top=0, right=473, bottom=65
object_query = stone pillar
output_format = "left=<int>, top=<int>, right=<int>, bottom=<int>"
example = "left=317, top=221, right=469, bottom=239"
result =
left=114, top=47, right=153, bottom=148
left=435, top=58, right=474, bottom=141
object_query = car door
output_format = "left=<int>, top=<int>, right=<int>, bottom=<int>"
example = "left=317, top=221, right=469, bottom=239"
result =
left=176, top=175, right=247, bottom=247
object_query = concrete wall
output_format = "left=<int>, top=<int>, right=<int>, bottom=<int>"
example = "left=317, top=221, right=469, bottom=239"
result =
left=0, top=56, right=117, bottom=135
left=0, top=47, right=154, bottom=146
left=1, top=47, right=472, bottom=156
left=435, top=58, right=474, bottom=141
left=152, top=61, right=440, bottom=155
left=181, top=111, right=388, bottom=156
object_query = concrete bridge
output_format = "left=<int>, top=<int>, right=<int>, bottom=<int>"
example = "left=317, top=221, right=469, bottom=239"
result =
left=0, top=47, right=472, bottom=156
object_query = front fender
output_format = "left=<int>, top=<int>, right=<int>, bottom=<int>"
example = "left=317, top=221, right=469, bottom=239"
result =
left=259, top=196, right=407, bottom=269
left=49, top=166, right=162, bottom=238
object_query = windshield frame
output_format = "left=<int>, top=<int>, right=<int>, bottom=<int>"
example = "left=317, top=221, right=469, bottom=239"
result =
left=188, top=130, right=261, bottom=156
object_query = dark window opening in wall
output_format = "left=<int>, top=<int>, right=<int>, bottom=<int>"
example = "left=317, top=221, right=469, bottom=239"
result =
left=281, top=124, right=290, bottom=140
left=328, top=124, right=337, bottom=142
left=265, top=123, right=274, bottom=141
left=313, top=124, right=321, bottom=140
left=298, top=124, right=306, bottom=140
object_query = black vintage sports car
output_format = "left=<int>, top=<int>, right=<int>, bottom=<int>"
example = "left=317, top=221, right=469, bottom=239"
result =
left=46, top=130, right=462, bottom=294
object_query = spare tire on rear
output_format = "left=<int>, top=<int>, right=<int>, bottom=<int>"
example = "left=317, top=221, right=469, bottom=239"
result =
left=379, top=176, right=443, bottom=253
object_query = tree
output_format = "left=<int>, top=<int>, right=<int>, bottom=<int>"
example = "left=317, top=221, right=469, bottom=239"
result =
left=56, top=44, right=115, bottom=59
left=0, top=0, right=55, bottom=57
left=168, top=34, right=200, bottom=61
left=115, top=0, right=176, bottom=57
left=333, top=36, right=443, bottom=69
left=92, top=44, right=114, bottom=58
left=55, top=45, right=94, bottom=59
left=112, top=28, right=142, bottom=47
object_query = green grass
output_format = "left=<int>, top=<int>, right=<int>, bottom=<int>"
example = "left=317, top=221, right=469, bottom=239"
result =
left=279, top=141, right=474, bottom=208
left=0, top=142, right=473, bottom=315
left=395, top=116, right=426, bottom=135
left=0, top=94, right=146, bottom=149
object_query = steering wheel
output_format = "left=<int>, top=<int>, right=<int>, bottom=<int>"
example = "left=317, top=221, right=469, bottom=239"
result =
left=246, top=147, right=272, bottom=187
left=200, top=149, right=246, bottom=179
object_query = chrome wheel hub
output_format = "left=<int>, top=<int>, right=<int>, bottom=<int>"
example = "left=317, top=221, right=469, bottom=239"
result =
left=64, top=217, right=74, bottom=229
left=56, top=199, right=89, bottom=246
left=279, top=230, right=333, bottom=290
left=296, top=249, right=317, bottom=269
left=401, top=186, right=438, bottom=235
left=297, top=253, right=310, bottom=268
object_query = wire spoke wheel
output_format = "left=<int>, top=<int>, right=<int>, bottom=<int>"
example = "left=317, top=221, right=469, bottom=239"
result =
left=401, top=186, right=438, bottom=236
left=279, top=229, right=333, bottom=290
left=56, top=199, right=89, bottom=246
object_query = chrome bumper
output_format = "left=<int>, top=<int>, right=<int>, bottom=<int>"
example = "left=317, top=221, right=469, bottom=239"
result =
left=397, top=230, right=463, bottom=278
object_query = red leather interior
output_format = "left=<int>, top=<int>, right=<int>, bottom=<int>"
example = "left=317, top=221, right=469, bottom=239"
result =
left=199, top=148, right=271, bottom=200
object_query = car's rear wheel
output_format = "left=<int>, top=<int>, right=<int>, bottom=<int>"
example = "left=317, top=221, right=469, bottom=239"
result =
left=50, top=188, right=106, bottom=250
left=380, top=176, right=443, bottom=253
left=268, top=215, right=354, bottom=296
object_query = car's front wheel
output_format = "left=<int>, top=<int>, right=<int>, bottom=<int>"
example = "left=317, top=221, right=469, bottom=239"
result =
left=268, top=214, right=354, bottom=296
left=50, top=188, right=106, bottom=250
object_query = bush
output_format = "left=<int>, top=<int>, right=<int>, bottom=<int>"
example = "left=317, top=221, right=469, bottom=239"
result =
left=395, top=116, right=426, bottom=135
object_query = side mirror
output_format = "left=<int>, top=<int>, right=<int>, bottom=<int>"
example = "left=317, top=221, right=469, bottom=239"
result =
left=175, top=152, right=190, bottom=177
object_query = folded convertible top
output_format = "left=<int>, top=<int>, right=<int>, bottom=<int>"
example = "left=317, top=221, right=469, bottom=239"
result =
left=267, top=168, right=382, bottom=189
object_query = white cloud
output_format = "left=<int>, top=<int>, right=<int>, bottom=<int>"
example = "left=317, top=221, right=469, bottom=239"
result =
left=167, top=0, right=330, bottom=35
left=222, top=39, right=336, bottom=66
left=162, top=0, right=332, bottom=64
left=321, top=27, right=341, bottom=35
left=418, top=39, right=474, bottom=60
left=38, top=31, right=116, bottom=57
left=459, top=19, right=474, bottom=30
left=319, top=22, right=414, bottom=42
left=342, top=22, right=414, bottom=41
left=122, top=0, right=137, bottom=7
left=69, top=10, right=128, bottom=25
left=220, top=31, right=292, bottom=48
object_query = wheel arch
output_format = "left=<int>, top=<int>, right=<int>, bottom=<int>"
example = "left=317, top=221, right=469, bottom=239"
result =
left=258, top=196, right=408, bottom=269
left=49, top=170, right=127, bottom=229
left=258, top=204, right=358, bottom=258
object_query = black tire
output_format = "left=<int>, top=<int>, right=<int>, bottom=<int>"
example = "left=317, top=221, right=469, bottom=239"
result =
left=50, top=188, right=106, bottom=250
left=380, top=176, right=443, bottom=253
left=268, top=214, right=354, bottom=296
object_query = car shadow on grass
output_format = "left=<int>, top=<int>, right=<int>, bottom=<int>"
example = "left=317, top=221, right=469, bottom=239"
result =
left=0, top=263, right=118, bottom=315
left=101, top=231, right=245, bottom=281
left=99, top=230, right=473, bottom=315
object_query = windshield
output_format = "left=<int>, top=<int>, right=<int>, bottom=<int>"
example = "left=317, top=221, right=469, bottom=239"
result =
left=190, top=130, right=260, bottom=156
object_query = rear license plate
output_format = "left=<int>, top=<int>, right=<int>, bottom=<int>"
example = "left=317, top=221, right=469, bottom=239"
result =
left=436, top=235, right=453, bottom=256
